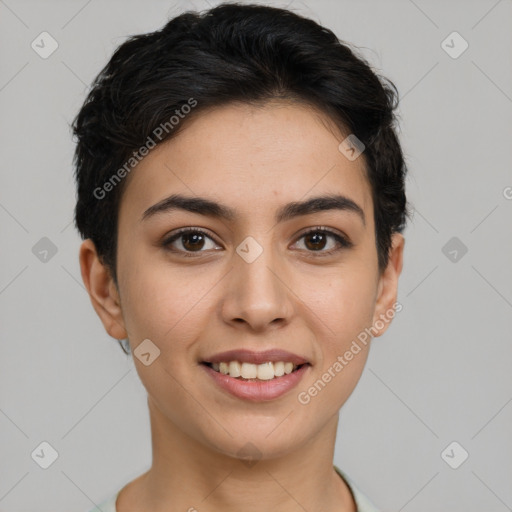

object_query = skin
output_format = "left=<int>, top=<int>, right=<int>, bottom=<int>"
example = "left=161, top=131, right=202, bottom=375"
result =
left=79, top=100, right=404, bottom=512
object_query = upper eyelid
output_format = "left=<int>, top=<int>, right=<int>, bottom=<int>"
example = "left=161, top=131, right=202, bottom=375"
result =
left=165, top=227, right=219, bottom=243
left=296, top=225, right=349, bottom=240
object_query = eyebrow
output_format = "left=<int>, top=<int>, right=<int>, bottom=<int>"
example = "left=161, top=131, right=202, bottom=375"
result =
left=141, top=193, right=365, bottom=225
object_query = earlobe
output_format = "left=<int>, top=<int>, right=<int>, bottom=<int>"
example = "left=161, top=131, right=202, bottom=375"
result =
left=372, top=233, right=405, bottom=337
left=79, top=239, right=127, bottom=340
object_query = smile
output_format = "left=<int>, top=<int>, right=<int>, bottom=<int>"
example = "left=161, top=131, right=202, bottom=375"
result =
left=204, top=360, right=306, bottom=380
left=201, top=361, right=311, bottom=401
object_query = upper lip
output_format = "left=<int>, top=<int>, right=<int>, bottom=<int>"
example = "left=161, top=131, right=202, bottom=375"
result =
left=202, top=349, right=309, bottom=366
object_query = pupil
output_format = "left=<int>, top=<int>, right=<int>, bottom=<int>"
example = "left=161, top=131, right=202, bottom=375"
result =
left=305, top=232, right=326, bottom=251
left=183, top=233, right=204, bottom=251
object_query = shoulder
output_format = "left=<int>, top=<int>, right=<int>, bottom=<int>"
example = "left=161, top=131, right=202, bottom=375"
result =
left=86, top=490, right=120, bottom=512
left=334, top=465, right=381, bottom=512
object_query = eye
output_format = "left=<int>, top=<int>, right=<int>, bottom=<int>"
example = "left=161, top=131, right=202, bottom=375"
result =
left=292, top=227, right=352, bottom=256
left=162, top=228, right=221, bottom=256
left=161, top=226, right=352, bottom=258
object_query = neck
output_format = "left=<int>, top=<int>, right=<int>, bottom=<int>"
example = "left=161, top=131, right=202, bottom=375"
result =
left=117, top=396, right=356, bottom=512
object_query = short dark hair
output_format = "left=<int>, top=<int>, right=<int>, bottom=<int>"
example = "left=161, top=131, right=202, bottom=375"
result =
left=72, top=2, right=408, bottom=285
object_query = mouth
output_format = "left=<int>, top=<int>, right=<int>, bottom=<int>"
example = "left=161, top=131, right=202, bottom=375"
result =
left=200, top=348, right=312, bottom=401
left=201, top=361, right=311, bottom=382
left=201, top=359, right=311, bottom=402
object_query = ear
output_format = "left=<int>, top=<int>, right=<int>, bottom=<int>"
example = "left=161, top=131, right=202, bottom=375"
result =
left=371, top=233, right=405, bottom=337
left=79, top=239, right=127, bottom=340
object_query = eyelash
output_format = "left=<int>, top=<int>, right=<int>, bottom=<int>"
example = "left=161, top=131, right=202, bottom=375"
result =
left=161, top=226, right=352, bottom=258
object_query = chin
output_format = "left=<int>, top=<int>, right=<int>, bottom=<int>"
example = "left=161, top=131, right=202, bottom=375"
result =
left=204, top=425, right=304, bottom=462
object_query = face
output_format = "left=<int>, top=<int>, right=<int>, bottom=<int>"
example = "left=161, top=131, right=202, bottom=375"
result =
left=81, top=100, right=403, bottom=461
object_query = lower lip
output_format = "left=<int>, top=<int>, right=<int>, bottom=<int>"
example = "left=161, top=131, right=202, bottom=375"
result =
left=201, top=363, right=310, bottom=402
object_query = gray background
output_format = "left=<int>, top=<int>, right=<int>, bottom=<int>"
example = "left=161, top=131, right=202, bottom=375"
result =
left=1, top=0, right=511, bottom=511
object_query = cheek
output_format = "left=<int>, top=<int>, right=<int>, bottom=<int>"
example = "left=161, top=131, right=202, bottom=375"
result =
left=296, top=273, right=376, bottom=412
left=301, top=266, right=378, bottom=339
left=117, top=250, right=215, bottom=348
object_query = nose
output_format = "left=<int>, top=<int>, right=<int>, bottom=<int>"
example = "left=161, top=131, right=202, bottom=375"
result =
left=220, top=240, right=294, bottom=332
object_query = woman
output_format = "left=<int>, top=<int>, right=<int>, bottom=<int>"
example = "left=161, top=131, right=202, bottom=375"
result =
left=73, top=3, right=408, bottom=511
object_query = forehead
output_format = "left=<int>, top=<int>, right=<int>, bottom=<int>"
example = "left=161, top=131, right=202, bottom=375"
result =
left=118, top=100, right=373, bottom=224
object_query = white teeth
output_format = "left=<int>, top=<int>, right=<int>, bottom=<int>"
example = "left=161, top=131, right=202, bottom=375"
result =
left=257, top=362, right=274, bottom=380
left=229, top=361, right=241, bottom=377
left=209, top=361, right=301, bottom=380
left=240, top=362, right=258, bottom=379
left=284, top=362, right=294, bottom=375
left=273, top=361, right=285, bottom=377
